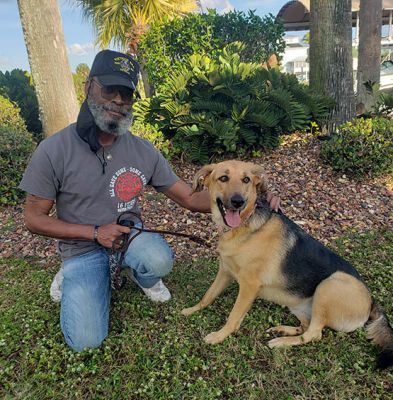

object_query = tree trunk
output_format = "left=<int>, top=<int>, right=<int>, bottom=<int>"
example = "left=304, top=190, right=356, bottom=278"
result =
left=17, top=0, right=79, bottom=137
left=310, top=0, right=355, bottom=133
left=140, top=60, right=154, bottom=98
left=357, top=0, right=382, bottom=112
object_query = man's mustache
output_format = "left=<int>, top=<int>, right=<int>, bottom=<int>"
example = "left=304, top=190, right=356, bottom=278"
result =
left=103, top=104, right=129, bottom=117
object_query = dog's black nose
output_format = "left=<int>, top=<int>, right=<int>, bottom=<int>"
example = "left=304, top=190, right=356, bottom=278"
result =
left=231, top=195, right=245, bottom=209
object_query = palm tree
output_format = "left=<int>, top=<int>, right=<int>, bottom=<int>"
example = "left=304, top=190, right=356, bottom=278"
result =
left=74, top=0, right=197, bottom=96
left=17, top=0, right=79, bottom=136
left=356, top=0, right=382, bottom=112
left=309, top=0, right=355, bottom=133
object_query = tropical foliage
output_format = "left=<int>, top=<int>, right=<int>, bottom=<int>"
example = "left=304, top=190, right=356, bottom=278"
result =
left=321, top=117, right=393, bottom=176
left=131, top=120, right=171, bottom=159
left=134, top=43, right=334, bottom=163
left=74, top=0, right=197, bottom=53
left=139, top=9, right=285, bottom=90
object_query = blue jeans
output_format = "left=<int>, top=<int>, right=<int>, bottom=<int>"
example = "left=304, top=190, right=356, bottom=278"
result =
left=60, top=229, right=173, bottom=351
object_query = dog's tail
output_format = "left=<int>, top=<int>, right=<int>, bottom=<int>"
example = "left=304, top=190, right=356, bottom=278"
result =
left=366, top=300, right=393, bottom=369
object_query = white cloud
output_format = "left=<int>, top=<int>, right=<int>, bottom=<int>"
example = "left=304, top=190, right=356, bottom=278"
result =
left=200, top=0, right=235, bottom=13
left=67, top=43, right=95, bottom=56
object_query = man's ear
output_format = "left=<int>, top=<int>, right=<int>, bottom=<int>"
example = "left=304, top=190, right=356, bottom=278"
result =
left=250, top=164, right=268, bottom=194
left=192, top=164, right=215, bottom=193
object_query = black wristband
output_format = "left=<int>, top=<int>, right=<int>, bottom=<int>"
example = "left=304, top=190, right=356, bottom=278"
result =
left=93, top=225, right=100, bottom=243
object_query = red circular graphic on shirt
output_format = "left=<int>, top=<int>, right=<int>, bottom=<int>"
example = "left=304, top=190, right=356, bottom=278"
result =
left=114, top=172, right=142, bottom=202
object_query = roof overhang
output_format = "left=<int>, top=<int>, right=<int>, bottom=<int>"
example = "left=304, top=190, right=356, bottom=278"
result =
left=277, top=0, right=393, bottom=31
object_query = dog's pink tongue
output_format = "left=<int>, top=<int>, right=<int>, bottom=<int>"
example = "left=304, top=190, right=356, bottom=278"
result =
left=225, top=209, right=241, bottom=228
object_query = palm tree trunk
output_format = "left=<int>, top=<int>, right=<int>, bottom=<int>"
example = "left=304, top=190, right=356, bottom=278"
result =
left=17, top=0, right=79, bottom=137
left=139, top=60, right=154, bottom=98
left=357, top=0, right=382, bottom=112
left=310, top=0, right=355, bottom=133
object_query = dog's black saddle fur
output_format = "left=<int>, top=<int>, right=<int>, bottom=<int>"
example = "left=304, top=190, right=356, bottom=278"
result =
left=255, top=198, right=363, bottom=298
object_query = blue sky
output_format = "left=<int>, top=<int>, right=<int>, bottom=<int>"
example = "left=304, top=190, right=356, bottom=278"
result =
left=0, top=0, right=290, bottom=73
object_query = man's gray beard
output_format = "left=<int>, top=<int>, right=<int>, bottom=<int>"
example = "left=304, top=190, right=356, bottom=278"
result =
left=87, top=96, right=133, bottom=137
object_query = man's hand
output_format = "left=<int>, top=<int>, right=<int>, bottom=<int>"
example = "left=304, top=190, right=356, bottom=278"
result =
left=266, top=191, right=281, bottom=213
left=95, top=223, right=131, bottom=249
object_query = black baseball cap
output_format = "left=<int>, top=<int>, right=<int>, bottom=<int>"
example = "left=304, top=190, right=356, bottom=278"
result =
left=89, top=49, right=140, bottom=90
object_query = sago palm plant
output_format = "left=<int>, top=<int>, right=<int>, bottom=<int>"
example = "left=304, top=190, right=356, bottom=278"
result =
left=134, top=42, right=334, bottom=163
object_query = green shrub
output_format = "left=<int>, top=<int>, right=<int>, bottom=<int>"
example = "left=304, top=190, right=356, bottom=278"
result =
left=139, top=10, right=285, bottom=91
left=131, top=121, right=172, bottom=159
left=134, top=42, right=333, bottom=164
left=0, top=69, right=42, bottom=140
left=0, top=125, right=36, bottom=205
left=0, top=95, right=28, bottom=133
left=321, top=117, right=393, bottom=176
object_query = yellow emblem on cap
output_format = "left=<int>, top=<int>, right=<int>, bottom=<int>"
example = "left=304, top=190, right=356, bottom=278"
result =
left=114, top=56, right=134, bottom=75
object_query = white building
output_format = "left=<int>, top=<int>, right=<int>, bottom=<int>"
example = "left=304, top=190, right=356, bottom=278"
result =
left=280, top=36, right=309, bottom=82
left=280, top=35, right=393, bottom=91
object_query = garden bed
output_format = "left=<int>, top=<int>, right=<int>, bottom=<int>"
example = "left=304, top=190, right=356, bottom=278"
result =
left=1, top=133, right=391, bottom=261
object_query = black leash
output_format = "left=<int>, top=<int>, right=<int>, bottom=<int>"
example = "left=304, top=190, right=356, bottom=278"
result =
left=109, top=211, right=208, bottom=290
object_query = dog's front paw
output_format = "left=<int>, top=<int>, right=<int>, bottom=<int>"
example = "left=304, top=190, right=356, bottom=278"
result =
left=204, top=330, right=227, bottom=344
left=181, top=305, right=199, bottom=316
left=268, top=336, right=297, bottom=348
left=267, top=337, right=287, bottom=348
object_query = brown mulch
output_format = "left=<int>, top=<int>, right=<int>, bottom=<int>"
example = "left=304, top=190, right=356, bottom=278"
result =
left=1, top=134, right=392, bottom=264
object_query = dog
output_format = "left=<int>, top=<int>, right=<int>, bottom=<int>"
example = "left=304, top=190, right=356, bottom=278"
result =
left=181, top=160, right=393, bottom=369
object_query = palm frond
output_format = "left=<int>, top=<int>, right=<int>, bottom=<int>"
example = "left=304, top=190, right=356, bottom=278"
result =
left=72, top=0, right=197, bottom=51
left=191, top=98, right=229, bottom=114
left=238, top=126, right=257, bottom=145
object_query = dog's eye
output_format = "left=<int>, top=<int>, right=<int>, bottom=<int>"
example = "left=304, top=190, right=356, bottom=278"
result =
left=242, top=177, right=251, bottom=184
left=218, top=175, right=229, bottom=182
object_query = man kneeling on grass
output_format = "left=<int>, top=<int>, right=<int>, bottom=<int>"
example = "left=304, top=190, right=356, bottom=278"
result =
left=19, top=49, right=280, bottom=352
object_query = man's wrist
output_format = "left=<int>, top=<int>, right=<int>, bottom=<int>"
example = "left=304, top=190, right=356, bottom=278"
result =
left=93, top=225, right=100, bottom=243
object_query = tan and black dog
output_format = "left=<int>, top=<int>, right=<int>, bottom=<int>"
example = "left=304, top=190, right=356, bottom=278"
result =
left=181, top=160, right=393, bottom=369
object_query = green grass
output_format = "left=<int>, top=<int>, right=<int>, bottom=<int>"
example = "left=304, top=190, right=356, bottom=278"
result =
left=1, top=229, right=392, bottom=399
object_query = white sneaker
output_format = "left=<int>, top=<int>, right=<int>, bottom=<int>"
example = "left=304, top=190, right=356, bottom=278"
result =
left=126, top=269, right=171, bottom=303
left=50, top=267, right=64, bottom=302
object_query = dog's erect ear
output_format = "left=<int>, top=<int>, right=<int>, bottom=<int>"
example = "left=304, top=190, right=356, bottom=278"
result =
left=250, top=164, right=268, bottom=194
left=192, top=164, right=215, bottom=193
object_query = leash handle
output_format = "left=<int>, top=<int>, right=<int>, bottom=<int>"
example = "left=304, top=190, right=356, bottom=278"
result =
left=113, top=211, right=143, bottom=252
left=109, top=211, right=208, bottom=291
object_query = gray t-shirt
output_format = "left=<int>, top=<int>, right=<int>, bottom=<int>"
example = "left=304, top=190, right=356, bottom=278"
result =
left=19, top=123, right=179, bottom=259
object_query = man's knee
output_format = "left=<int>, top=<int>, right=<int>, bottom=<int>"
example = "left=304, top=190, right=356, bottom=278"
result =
left=125, top=237, right=174, bottom=279
left=62, top=324, right=108, bottom=352
left=149, top=253, right=173, bottom=278
left=64, top=335, right=106, bottom=352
